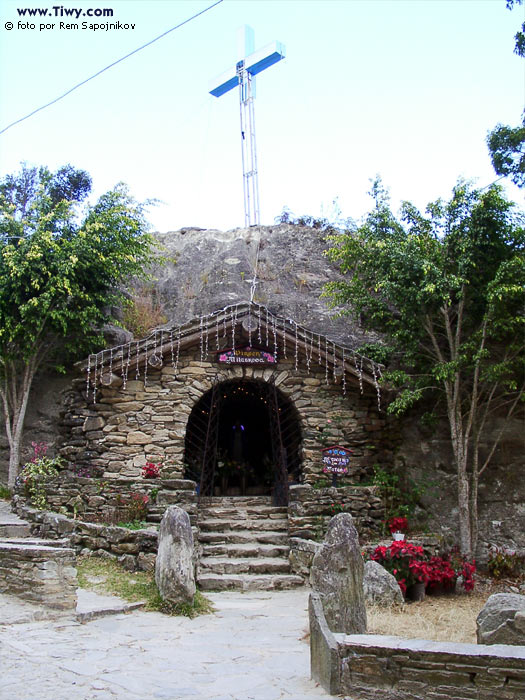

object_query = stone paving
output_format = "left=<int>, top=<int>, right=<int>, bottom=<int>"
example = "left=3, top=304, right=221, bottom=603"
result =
left=0, top=587, right=338, bottom=700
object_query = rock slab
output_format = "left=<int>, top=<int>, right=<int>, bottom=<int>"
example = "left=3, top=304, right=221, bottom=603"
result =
left=155, top=506, right=195, bottom=605
left=363, top=559, right=404, bottom=606
left=476, top=592, right=525, bottom=645
left=310, top=512, right=366, bottom=634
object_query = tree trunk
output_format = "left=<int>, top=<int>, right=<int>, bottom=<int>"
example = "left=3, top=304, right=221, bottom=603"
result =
left=3, top=361, right=36, bottom=489
left=448, top=401, right=473, bottom=557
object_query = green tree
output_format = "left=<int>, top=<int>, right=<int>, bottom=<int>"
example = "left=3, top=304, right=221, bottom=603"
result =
left=0, top=164, right=155, bottom=488
left=324, top=180, right=524, bottom=556
left=487, top=1, right=524, bottom=187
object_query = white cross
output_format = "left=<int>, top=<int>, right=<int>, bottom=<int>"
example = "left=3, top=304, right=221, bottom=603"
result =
left=209, top=26, right=285, bottom=226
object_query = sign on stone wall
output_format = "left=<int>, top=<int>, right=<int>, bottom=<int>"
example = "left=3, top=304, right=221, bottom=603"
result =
left=322, top=446, right=352, bottom=475
left=217, top=346, right=277, bottom=365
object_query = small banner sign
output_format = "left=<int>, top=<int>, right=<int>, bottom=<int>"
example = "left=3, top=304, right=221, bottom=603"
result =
left=322, top=445, right=352, bottom=475
left=217, top=346, right=277, bottom=365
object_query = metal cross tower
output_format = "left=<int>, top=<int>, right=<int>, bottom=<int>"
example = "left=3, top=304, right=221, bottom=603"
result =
left=209, top=26, right=285, bottom=227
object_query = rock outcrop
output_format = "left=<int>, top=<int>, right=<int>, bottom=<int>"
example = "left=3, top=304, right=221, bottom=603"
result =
left=476, top=592, right=525, bottom=645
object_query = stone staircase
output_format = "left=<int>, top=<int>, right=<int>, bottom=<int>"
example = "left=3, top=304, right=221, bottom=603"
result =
left=197, top=496, right=304, bottom=591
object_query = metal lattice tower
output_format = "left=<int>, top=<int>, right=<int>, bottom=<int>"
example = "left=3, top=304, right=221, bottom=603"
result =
left=209, top=26, right=285, bottom=227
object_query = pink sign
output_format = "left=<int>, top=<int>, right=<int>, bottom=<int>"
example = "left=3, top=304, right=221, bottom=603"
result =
left=217, top=346, right=277, bottom=365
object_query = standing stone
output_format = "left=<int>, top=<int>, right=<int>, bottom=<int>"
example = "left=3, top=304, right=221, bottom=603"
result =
left=310, top=513, right=367, bottom=634
left=363, top=560, right=404, bottom=607
left=155, top=506, right=195, bottom=605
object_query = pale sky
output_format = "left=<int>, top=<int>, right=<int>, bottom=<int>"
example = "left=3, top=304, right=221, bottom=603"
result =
left=0, top=0, right=523, bottom=233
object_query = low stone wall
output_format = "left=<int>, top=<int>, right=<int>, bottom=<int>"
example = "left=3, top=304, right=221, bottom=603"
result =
left=0, top=538, right=77, bottom=610
left=309, top=592, right=525, bottom=699
left=36, top=476, right=197, bottom=524
left=13, top=497, right=159, bottom=571
left=288, top=484, right=383, bottom=542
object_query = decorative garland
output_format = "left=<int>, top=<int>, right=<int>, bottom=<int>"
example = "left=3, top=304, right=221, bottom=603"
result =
left=82, top=301, right=383, bottom=407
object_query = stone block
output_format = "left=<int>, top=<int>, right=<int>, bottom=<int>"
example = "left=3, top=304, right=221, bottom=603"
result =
left=126, top=431, right=150, bottom=445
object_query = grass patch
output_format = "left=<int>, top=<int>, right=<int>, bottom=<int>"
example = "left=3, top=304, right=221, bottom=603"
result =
left=77, top=556, right=214, bottom=618
left=366, top=590, right=490, bottom=644
left=0, top=485, right=11, bottom=500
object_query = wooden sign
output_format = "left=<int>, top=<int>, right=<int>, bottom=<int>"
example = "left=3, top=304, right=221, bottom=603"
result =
left=217, top=346, right=277, bottom=365
left=322, top=445, right=352, bottom=475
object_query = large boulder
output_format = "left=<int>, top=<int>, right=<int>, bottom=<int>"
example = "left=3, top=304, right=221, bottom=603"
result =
left=364, top=560, right=404, bottom=607
left=310, top=513, right=367, bottom=634
left=476, top=593, right=525, bottom=645
left=155, top=506, right=195, bottom=605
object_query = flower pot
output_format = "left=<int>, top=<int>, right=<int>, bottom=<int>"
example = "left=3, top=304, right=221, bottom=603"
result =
left=406, top=581, right=426, bottom=602
left=392, top=532, right=405, bottom=541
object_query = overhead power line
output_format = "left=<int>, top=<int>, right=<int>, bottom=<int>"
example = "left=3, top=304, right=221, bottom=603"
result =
left=0, top=0, right=224, bottom=136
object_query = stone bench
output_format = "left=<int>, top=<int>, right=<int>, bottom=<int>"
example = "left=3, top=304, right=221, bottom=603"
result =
left=0, top=539, right=77, bottom=610
left=309, top=592, right=525, bottom=699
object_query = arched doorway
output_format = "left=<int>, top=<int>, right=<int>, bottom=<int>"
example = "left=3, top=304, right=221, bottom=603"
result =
left=184, top=379, right=302, bottom=504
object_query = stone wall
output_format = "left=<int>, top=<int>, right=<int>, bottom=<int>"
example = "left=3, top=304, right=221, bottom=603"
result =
left=13, top=496, right=160, bottom=572
left=58, top=347, right=391, bottom=486
left=396, top=412, right=525, bottom=562
left=0, top=537, right=77, bottom=610
left=288, top=484, right=384, bottom=542
left=309, top=592, right=525, bottom=699
left=33, top=475, right=197, bottom=524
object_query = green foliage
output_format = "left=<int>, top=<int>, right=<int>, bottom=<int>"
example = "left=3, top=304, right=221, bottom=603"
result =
left=486, top=2, right=524, bottom=186
left=0, top=164, right=155, bottom=365
left=77, top=556, right=214, bottom=617
left=372, top=465, right=428, bottom=530
left=0, top=164, right=156, bottom=486
left=506, top=0, right=525, bottom=57
left=487, top=545, right=523, bottom=578
left=487, top=116, right=525, bottom=188
left=19, top=443, right=63, bottom=509
left=116, top=520, right=149, bottom=530
left=0, top=485, right=11, bottom=500
left=324, top=178, right=524, bottom=554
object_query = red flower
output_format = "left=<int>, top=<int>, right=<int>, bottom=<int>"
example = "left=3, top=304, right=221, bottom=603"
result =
left=142, top=461, right=160, bottom=479
left=387, top=516, right=409, bottom=534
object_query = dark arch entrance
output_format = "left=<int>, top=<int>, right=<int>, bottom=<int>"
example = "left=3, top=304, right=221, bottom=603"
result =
left=184, top=379, right=302, bottom=504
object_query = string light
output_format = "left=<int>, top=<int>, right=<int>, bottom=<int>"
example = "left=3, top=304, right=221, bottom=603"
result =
left=81, top=300, right=383, bottom=405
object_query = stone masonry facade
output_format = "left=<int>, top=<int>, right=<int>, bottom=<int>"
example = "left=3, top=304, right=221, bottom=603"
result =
left=59, top=346, right=394, bottom=489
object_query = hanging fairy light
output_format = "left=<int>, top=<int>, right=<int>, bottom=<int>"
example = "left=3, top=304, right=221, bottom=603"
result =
left=86, top=354, right=91, bottom=398
left=170, top=330, right=175, bottom=368
left=80, top=300, right=383, bottom=407
left=342, top=348, right=347, bottom=396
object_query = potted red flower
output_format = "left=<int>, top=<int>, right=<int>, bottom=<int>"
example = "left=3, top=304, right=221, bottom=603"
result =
left=387, top=515, right=409, bottom=541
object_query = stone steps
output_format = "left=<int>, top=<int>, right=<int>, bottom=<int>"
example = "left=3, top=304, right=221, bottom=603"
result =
left=198, top=530, right=289, bottom=545
left=196, top=496, right=303, bottom=591
left=198, top=573, right=304, bottom=592
left=199, top=518, right=289, bottom=532
left=198, top=506, right=288, bottom=520
left=199, top=556, right=292, bottom=575
left=0, top=522, right=31, bottom=538
left=202, top=542, right=289, bottom=558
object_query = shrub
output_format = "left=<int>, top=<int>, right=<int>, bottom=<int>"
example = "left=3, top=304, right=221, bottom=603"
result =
left=18, top=442, right=63, bottom=509
left=487, top=546, right=522, bottom=579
